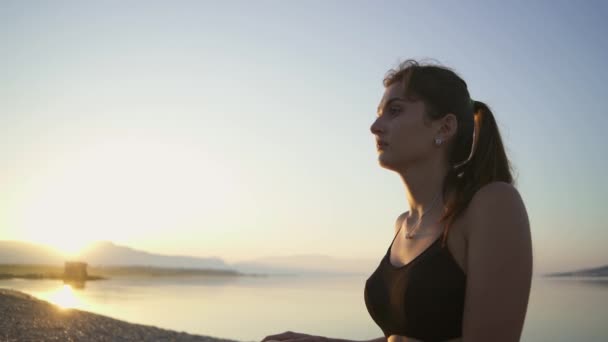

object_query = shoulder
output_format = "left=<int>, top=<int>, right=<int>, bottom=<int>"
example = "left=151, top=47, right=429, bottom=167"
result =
left=465, top=181, right=528, bottom=239
left=471, top=181, right=523, bottom=208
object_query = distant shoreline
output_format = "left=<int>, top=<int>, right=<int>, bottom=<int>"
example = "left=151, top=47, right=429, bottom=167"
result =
left=0, top=288, right=247, bottom=342
left=0, top=272, right=106, bottom=281
left=0, top=263, right=268, bottom=279
left=543, top=274, right=608, bottom=278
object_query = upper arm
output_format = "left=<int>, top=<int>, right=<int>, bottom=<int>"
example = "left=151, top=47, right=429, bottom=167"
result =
left=462, top=182, right=533, bottom=342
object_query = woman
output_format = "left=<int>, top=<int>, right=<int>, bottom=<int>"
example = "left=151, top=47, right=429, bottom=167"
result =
left=261, top=59, right=533, bottom=342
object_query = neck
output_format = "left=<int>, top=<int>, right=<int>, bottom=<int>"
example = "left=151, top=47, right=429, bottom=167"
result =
left=398, top=157, right=448, bottom=221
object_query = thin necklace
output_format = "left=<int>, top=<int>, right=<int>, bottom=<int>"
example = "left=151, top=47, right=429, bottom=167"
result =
left=405, top=190, right=442, bottom=239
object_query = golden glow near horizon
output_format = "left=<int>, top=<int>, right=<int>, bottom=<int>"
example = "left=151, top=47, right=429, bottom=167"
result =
left=41, top=284, right=84, bottom=310
left=13, top=137, right=239, bottom=257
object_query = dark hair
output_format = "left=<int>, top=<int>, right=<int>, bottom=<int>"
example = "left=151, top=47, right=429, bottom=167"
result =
left=383, top=59, right=515, bottom=247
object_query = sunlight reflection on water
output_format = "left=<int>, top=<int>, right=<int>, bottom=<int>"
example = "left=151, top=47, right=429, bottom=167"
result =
left=38, top=283, right=88, bottom=310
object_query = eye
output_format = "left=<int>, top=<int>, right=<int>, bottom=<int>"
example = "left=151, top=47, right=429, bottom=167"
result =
left=376, top=106, right=401, bottom=118
left=389, top=106, right=401, bottom=115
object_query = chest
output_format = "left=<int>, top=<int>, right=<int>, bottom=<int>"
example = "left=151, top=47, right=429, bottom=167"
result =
left=390, top=217, right=468, bottom=275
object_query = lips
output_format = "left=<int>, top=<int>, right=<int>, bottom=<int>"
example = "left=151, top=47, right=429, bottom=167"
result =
left=376, top=141, right=388, bottom=149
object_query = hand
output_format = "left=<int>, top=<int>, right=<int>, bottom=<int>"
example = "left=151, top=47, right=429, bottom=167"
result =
left=260, top=331, right=328, bottom=342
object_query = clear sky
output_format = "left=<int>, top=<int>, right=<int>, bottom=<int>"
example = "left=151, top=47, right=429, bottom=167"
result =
left=1, top=0, right=606, bottom=274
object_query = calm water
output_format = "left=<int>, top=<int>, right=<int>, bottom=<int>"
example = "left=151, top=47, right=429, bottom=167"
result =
left=1, top=274, right=607, bottom=341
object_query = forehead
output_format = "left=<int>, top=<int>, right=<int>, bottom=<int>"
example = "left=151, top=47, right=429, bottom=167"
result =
left=384, top=81, right=405, bottom=97
left=377, top=82, right=414, bottom=110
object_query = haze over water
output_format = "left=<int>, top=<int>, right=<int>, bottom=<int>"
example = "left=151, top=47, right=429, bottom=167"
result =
left=1, top=275, right=607, bottom=341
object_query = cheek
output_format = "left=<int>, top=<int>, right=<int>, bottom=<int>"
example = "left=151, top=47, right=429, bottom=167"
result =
left=392, top=124, right=435, bottom=158
left=394, top=120, right=427, bottom=145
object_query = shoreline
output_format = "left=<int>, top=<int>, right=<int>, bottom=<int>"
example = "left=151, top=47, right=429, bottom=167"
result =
left=0, top=288, right=247, bottom=342
left=0, top=273, right=106, bottom=281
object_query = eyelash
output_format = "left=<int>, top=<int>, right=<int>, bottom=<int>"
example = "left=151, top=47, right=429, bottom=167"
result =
left=377, top=106, right=401, bottom=118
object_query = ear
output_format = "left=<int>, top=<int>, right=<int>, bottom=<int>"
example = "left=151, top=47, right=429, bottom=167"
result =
left=434, top=113, right=458, bottom=142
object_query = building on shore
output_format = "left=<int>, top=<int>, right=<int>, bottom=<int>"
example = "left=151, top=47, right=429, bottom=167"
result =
left=64, top=261, right=88, bottom=281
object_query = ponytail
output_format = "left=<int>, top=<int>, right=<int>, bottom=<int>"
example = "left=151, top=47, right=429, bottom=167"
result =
left=439, top=100, right=514, bottom=247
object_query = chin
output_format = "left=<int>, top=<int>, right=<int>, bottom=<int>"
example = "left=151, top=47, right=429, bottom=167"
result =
left=377, top=151, right=409, bottom=172
left=377, top=153, right=397, bottom=170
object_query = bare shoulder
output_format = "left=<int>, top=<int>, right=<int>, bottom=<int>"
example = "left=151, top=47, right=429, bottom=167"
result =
left=470, top=181, right=525, bottom=211
left=464, top=181, right=528, bottom=238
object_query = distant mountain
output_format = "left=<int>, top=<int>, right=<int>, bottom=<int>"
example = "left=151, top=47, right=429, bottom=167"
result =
left=231, top=254, right=379, bottom=276
left=544, top=264, right=608, bottom=277
left=0, top=241, right=64, bottom=264
left=0, top=240, right=379, bottom=276
left=0, top=240, right=231, bottom=271
left=79, top=241, right=231, bottom=270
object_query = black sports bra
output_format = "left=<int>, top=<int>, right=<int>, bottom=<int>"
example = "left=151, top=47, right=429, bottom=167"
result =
left=364, top=224, right=467, bottom=341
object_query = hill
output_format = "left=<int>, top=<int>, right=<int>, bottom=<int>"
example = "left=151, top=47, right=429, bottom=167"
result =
left=544, top=264, right=608, bottom=277
left=0, top=240, right=378, bottom=276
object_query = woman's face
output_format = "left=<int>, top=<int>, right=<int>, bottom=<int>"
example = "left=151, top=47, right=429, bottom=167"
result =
left=370, top=82, right=438, bottom=171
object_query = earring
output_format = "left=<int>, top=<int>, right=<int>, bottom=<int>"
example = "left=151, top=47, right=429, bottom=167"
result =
left=434, top=137, right=443, bottom=146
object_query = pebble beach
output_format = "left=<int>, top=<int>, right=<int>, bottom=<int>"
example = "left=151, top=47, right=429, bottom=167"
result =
left=0, top=288, right=245, bottom=342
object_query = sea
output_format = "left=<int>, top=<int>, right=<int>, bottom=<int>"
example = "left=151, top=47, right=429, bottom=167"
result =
left=1, top=274, right=607, bottom=342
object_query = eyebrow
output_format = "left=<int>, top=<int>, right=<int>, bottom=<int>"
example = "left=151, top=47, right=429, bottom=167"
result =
left=377, top=97, right=406, bottom=114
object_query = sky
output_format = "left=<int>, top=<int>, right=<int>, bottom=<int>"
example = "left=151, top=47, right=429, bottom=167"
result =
left=1, top=0, right=607, bottom=274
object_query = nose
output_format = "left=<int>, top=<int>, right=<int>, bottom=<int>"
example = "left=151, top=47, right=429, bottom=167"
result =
left=370, top=117, right=384, bottom=136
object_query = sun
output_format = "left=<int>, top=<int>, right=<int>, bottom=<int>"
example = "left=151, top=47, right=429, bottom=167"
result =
left=13, top=136, right=240, bottom=256
left=44, top=237, right=91, bottom=259
left=17, top=192, right=95, bottom=258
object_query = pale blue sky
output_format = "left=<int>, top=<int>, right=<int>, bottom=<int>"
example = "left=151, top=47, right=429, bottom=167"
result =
left=1, top=0, right=606, bottom=274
